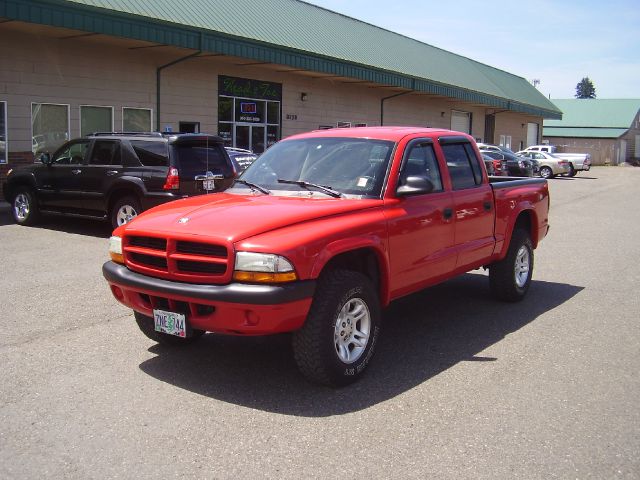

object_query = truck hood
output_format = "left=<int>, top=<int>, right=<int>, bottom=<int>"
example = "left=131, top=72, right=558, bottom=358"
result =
left=122, top=193, right=383, bottom=242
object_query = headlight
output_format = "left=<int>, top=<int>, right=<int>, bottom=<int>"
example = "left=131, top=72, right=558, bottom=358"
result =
left=109, top=236, right=124, bottom=264
left=233, top=252, right=297, bottom=283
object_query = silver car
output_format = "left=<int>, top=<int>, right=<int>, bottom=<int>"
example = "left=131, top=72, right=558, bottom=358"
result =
left=517, top=151, right=570, bottom=179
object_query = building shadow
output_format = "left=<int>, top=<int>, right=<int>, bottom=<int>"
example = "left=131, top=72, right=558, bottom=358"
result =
left=138, top=272, right=584, bottom=416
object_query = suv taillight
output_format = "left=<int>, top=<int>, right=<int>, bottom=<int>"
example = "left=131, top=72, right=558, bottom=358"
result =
left=163, top=167, right=180, bottom=190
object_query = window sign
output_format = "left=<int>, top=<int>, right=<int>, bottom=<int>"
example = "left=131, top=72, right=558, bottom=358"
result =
left=31, top=103, right=69, bottom=156
left=81, top=105, right=113, bottom=136
left=0, top=101, right=6, bottom=164
left=123, top=107, right=152, bottom=132
left=236, top=100, right=264, bottom=123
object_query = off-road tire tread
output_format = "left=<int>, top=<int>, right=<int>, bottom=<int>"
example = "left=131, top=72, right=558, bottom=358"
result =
left=292, top=269, right=379, bottom=387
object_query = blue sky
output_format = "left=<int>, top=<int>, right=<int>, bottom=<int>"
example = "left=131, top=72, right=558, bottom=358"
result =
left=308, top=0, right=640, bottom=99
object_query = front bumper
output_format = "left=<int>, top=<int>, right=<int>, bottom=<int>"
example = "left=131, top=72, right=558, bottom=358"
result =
left=103, top=261, right=315, bottom=335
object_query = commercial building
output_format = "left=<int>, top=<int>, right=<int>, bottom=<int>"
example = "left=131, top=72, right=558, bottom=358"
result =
left=544, top=99, right=640, bottom=165
left=0, top=0, right=562, bottom=193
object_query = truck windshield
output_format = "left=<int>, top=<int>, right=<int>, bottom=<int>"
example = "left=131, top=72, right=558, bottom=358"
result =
left=237, top=137, right=394, bottom=198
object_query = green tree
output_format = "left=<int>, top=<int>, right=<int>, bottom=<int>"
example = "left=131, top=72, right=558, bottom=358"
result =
left=575, top=77, right=596, bottom=99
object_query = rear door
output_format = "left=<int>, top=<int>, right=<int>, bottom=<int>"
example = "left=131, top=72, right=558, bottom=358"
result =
left=170, top=138, right=235, bottom=195
left=386, top=139, right=456, bottom=297
left=80, top=139, right=123, bottom=214
left=439, top=137, right=495, bottom=271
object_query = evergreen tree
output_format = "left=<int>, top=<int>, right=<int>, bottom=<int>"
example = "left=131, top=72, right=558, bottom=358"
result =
left=575, top=77, right=596, bottom=99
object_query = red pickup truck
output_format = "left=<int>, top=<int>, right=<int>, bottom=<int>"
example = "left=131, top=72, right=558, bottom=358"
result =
left=103, top=127, right=550, bottom=386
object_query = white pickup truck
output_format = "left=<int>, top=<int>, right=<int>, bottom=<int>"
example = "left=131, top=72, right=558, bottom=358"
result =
left=520, top=145, right=591, bottom=177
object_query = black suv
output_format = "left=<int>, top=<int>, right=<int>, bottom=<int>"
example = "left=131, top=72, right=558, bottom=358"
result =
left=4, top=132, right=237, bottom=228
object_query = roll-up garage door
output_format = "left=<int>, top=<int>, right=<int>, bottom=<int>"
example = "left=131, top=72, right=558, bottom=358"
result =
left=451, top=110, right=471, bottom=134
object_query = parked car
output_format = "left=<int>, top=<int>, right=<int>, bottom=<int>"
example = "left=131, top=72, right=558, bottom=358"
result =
left=4, top=132, right=239, bottom=228
left=520, top=145, right=591, bottom=176
left=517, top=151, right=571, bottom=179
left=482, top=154, right=506, bottom=176
left=225, top=147, right=258, bottom=172
left=481, top=150, right=534, bottom=177
left=103, top=126, right=550, bottom=386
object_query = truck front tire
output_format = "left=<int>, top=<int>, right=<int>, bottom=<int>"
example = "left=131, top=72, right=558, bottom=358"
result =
left=133, top=311, right=204, bottom=346
left=489, top=228, right=534, bottom=302
left=292, top=269, right=381, bottom=387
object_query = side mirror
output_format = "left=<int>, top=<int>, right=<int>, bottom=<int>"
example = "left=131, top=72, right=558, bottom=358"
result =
left=397, top=175, right=434, bottom=196
left=39, top=153, right=51, bottom=165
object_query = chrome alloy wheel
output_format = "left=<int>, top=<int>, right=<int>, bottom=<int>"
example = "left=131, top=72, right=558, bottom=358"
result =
left=13, top=193, right=30, bottom=221
left=116, top=204, right=138, bottom=226
left=514, top=245, right=531, bottom=288
left=334, top=298, right=371, bottom=364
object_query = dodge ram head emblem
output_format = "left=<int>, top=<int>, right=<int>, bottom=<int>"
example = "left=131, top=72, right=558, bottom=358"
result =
left=178, top=217, right=190, bottom=224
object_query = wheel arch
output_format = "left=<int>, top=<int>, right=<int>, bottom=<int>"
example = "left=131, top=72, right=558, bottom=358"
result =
left=311, top=244, right=390, bottom=307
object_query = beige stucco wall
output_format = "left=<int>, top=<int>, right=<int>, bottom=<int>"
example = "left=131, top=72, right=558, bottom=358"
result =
left=1, top=24, right=539, bottom=157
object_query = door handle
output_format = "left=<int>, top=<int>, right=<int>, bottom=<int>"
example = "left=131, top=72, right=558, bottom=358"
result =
left=106, top=170, right=119, bottom=176
left=483, top=201, right=492, bottom=211
left=443, top=207, right=453, bottom=220
left=71, top=169, right=82, bottom=175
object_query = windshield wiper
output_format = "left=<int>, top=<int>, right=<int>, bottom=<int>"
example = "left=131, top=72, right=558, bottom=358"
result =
left=277, top=179, right=343, bottom=198
left=234, top=179, right=271, bottom=195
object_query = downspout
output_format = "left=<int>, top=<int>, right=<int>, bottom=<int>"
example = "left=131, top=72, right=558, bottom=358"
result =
left=156, top=48, right=202, bottom=132
left=380, top=91, right=412, bottom=126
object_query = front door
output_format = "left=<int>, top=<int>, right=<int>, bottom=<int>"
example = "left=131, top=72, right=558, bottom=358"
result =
left=386, top=140, right=456, bottom=298
left=234, top=124, right=266, bottom=154
left=38, top=139, right=90, bottom=210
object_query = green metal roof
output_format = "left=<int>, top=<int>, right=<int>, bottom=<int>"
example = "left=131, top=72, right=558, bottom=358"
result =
left=545, top=99, right=640, bottom=129
left=3, top=0, right=562, bottom=118
left=543, top=127, right=629, bottom=139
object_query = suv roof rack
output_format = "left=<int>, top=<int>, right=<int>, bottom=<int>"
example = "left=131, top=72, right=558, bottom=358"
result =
left=90, top=132, right=164, bottom=137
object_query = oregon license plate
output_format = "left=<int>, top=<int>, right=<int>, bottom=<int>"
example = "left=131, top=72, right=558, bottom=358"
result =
left=202, top=179, right=216, bottom=191
left=153, top=309, right=187, bottom=337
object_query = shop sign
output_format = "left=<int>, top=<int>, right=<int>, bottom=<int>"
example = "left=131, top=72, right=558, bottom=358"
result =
left=219, top=76, right=282, bottom=101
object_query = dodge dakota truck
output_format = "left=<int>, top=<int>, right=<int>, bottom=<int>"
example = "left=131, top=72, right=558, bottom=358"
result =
left=103, top=127, right=550, bottom=386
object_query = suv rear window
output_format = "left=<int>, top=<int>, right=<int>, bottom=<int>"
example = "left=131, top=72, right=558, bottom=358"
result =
left=130, top=140, right=169, bottom=167
left=174, top=144, right=232, bottom=177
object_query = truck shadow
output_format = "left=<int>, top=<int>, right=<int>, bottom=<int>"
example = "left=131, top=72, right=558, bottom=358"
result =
left=138, top=273, right=583, bottom=416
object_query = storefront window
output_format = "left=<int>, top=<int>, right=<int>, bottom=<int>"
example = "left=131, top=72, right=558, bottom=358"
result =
left=123, top=107, right=152, bottom=132
left=81, top=106, right=113, bottom=136
left=32, top=103, right=69, bottom=156
left=0, top=101, right=6, bottom=164
left=218, top=76, right=282, bottom=153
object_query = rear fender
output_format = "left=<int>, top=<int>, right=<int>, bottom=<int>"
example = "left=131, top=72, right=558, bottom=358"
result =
left=497, top=207, right=539, bottom=260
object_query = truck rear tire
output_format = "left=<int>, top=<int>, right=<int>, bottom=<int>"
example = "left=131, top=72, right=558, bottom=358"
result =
left=292, top=269, right=381, bottom=387
left=12, top=187, right=40, bottom=226
left=133, top=311, right=204, bottom=346
left=489, top=228, right=534, bottom=302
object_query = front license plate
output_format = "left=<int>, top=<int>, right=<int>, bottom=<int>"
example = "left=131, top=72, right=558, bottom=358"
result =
left=153, top=309, right=187, bottom=337
left=202, top=179, right=216, bottom=191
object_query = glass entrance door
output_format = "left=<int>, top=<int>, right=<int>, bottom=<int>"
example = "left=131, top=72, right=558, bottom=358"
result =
left=234, top=124, right=266, bottom=154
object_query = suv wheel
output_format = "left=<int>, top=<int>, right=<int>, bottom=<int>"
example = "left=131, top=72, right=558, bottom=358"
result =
left=12, top=188, right=40, bottom=226
left=111, top=196, right=141, bottom=229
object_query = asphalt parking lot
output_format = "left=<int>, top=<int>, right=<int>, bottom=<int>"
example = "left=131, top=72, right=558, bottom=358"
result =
left=1, top=166, right=638, bottom=479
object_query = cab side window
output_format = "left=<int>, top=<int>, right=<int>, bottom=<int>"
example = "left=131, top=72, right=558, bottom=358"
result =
left=52, top=140, right=90, bottom=165
left=89, top=140, right=121, bottom=165
left=401, top=143, right=443, bottom=192
left=442, top=143, right=483, bottom=190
